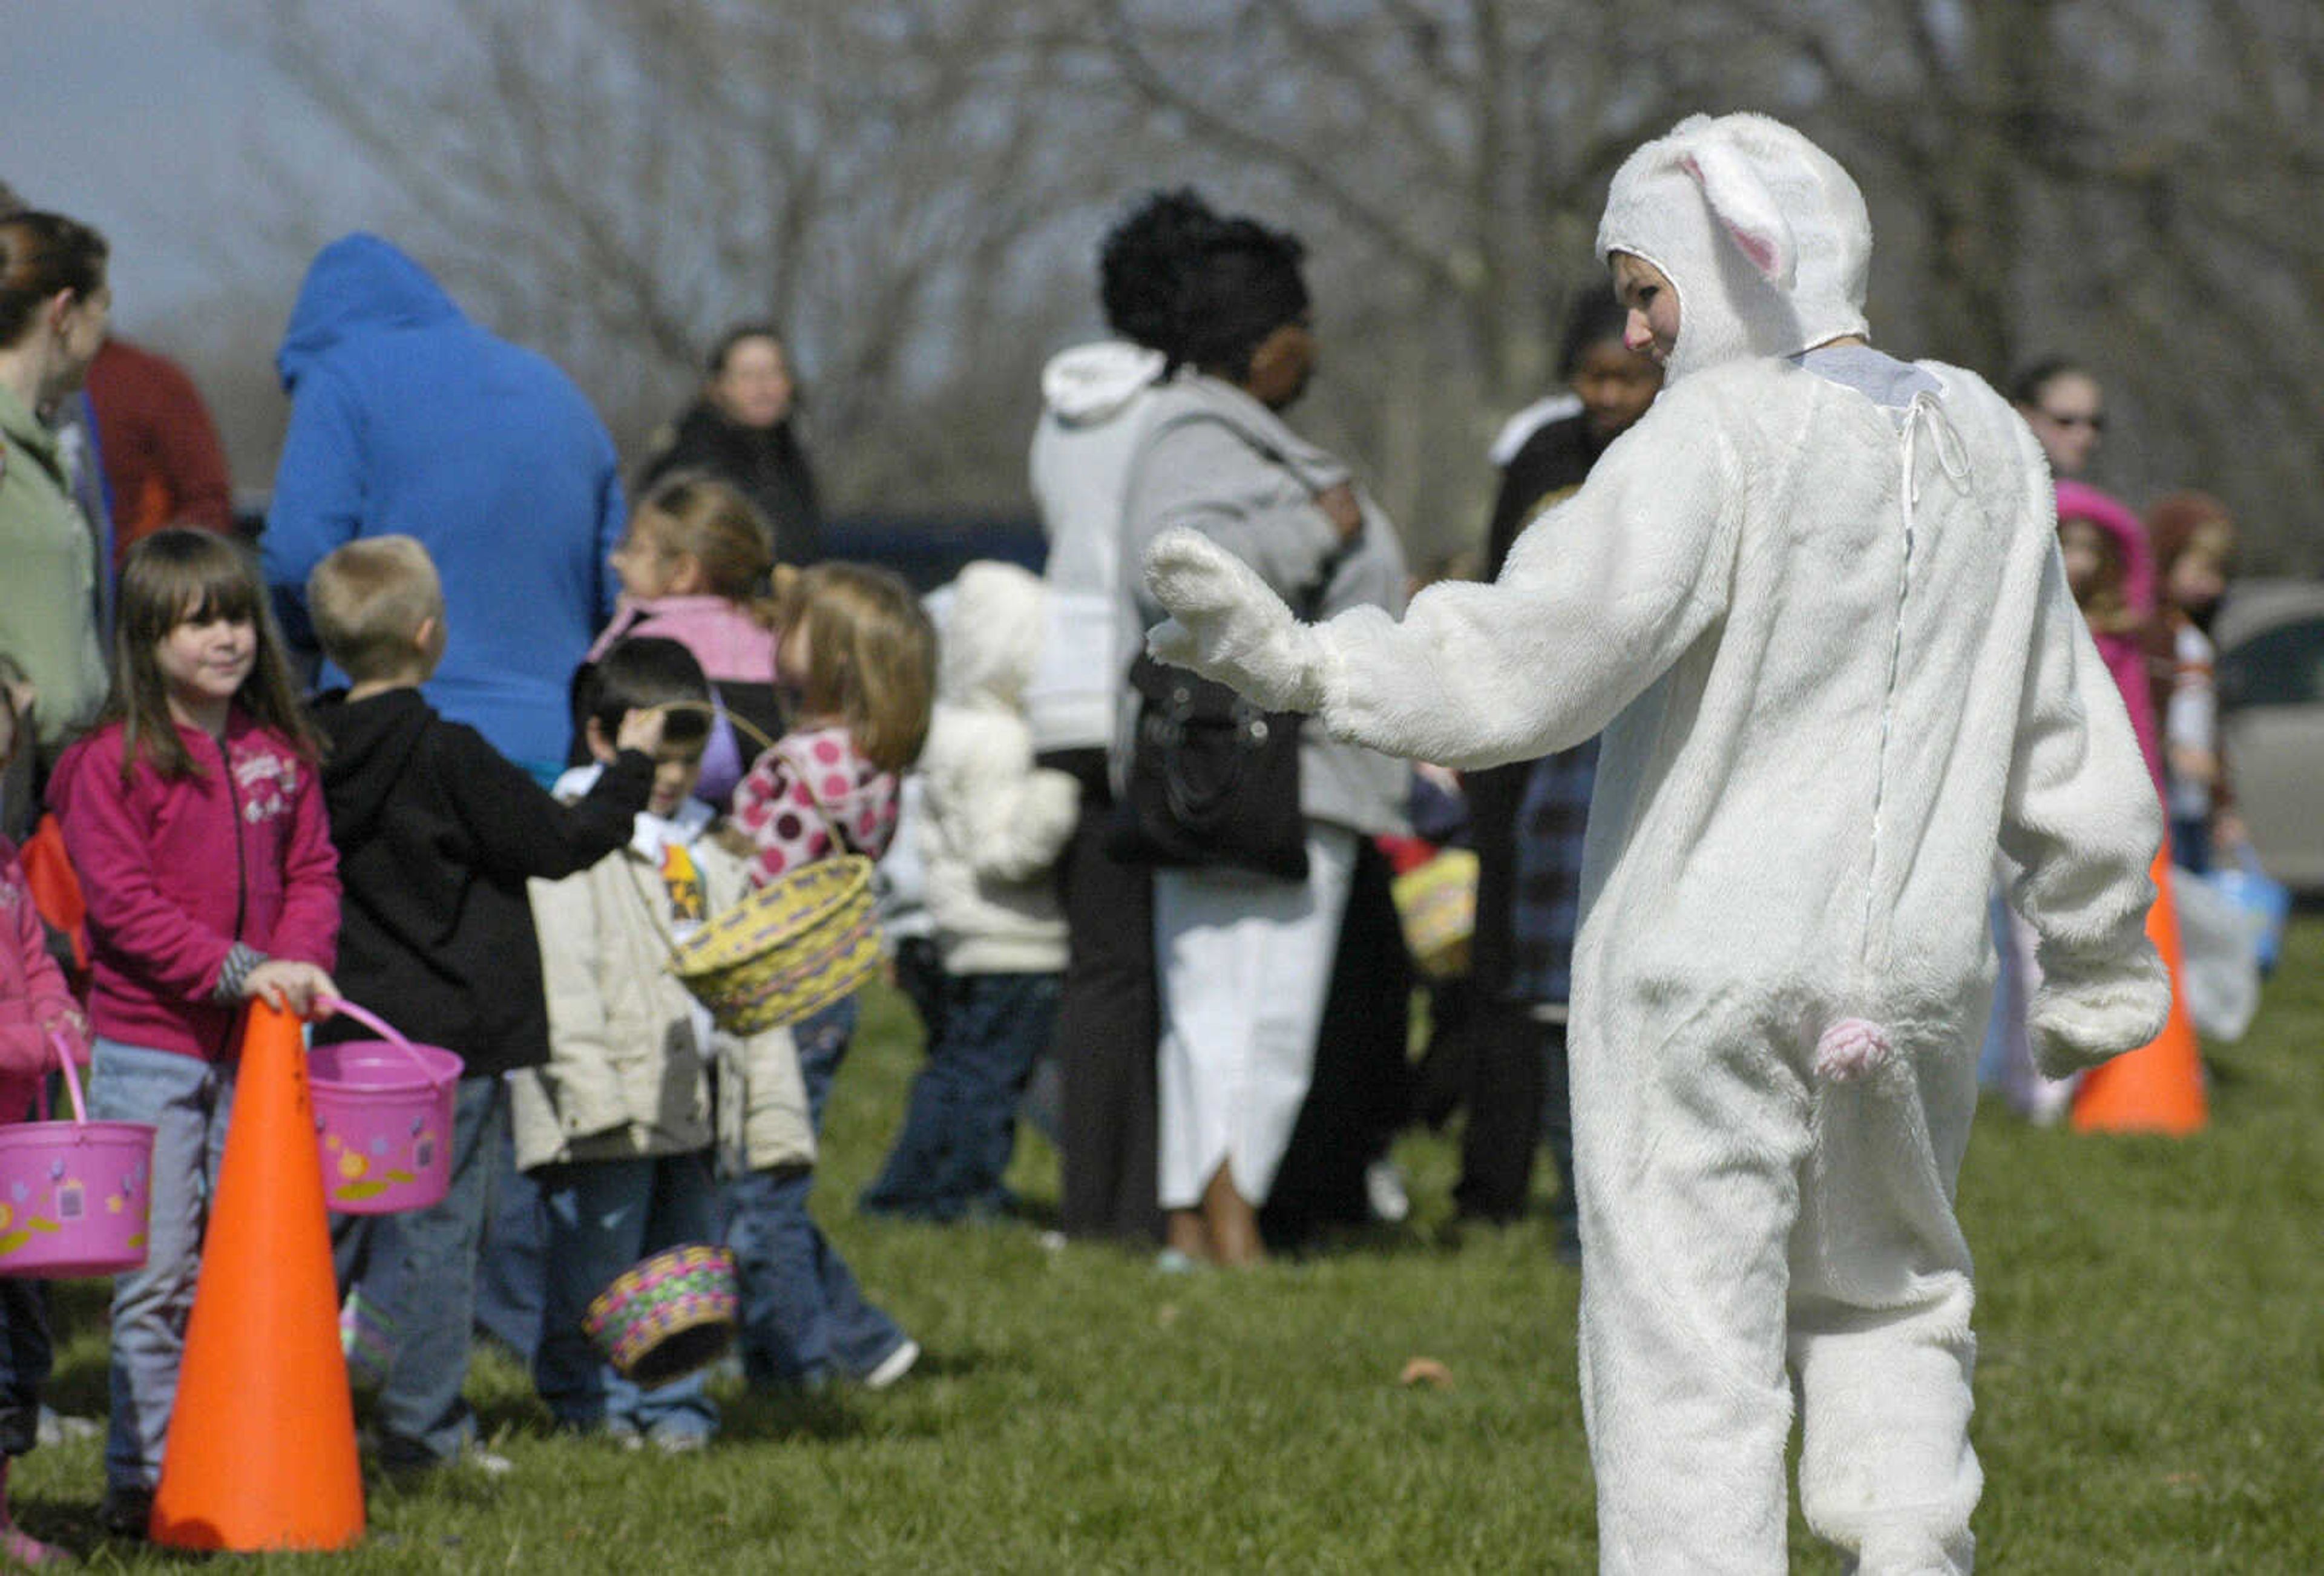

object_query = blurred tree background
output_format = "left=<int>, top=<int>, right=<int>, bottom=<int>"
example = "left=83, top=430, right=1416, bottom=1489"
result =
left=194, top=0, right=2323, bottom=571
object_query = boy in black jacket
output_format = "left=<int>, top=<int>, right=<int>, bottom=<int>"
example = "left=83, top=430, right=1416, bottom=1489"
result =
left=306, top=534, right=675, bottom=1476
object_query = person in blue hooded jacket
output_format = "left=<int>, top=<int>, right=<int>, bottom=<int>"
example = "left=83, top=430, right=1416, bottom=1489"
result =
left=263, top=234, right=625, bottom=784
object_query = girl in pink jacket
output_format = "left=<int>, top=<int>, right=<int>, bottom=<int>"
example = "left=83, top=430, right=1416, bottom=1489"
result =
left=593, top=474, right=786, bottom=810
left=2054, top=479, right=2165, bottom=799
left=0, top=668, right=88, bottom=1566
left=45, top=528, right=338, bottom=1535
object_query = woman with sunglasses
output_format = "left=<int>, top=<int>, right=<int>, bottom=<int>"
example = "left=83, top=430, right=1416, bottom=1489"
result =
left=2010, top=356, right=2107, bottom=478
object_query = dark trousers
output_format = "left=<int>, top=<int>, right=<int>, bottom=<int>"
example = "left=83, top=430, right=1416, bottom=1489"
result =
left=1450, top=999, right=1544, bottom=1223
left=1450, top=1004, right=1577, bottom=1248
left=1043, top=750, right=1163, bottom=1244
left=860, top=971, right=1060, bottom=1221
left=0, top=1278, right=50, bottom=1458
left=1262, top=836, right=1414, bottom=1244
left=1452, top=755, right=1581, bottom=1228
left=1542, top=1015, right=1576, bottom=1247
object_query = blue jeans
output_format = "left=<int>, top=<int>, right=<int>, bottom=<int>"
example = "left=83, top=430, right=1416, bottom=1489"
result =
left=330, top=1074, right=505, bottom=1466
left=471, top=1110, right=546, bottom=1363
left=534, top=1152, right=719, bottom=1441
left=88, top=1040, right=235, bottom=1494
left=721, top=998, right=908, bottom=1387
left=859, top=971, right=1059, bottom=1221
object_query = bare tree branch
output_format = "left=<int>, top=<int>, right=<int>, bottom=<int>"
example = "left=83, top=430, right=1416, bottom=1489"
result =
left=1091, top=0, right=1474, bottom=295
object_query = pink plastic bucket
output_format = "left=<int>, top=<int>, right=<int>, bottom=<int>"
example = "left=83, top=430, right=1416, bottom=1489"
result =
left=0, top=1032, right=155, bottom=1278
left=309, top=1000, right=460, bottom=1215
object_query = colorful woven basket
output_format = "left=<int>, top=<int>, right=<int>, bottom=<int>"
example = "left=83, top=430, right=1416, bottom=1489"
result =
left=583, top=1243, right=740, bottom=1388
left=1391, top=847, right=1480, bottom=980
left=668, top=854, right=881, bottom=1033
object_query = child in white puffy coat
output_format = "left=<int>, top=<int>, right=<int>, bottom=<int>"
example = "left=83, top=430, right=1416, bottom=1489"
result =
left=1143, top=113, right=2168, bottom=1574
left=859, top=562, right=1078, bottom=1222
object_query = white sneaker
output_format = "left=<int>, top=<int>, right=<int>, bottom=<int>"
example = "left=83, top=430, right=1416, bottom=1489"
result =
left=1365, top=1160, right=1412, bottom=1224
left=464, top=1445, right=516, bottom=1477
left=862, top=1338, right=921, bottom=1391
left=36, top=1406, right=100, bottom=1446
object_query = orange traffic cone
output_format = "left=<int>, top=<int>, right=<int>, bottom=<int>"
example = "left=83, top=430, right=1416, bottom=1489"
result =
left=149, top=999, right=365, bottom=1550
left=2072, top=845, right=2208, bottom=1137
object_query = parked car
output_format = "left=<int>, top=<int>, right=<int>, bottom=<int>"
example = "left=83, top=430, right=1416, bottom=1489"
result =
left=2215, top=579, right=2324, bottom=893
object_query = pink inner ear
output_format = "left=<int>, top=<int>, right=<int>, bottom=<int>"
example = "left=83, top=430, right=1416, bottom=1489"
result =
left=1725, top=225, right=1783, bottom=277
left=1681, top=153, right=1786, bottom=280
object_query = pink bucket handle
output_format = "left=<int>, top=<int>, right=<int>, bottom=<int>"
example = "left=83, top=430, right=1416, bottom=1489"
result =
left=317, top=999, right=459, bottom=1089
left=43, top=1028, right=90, bottom=1126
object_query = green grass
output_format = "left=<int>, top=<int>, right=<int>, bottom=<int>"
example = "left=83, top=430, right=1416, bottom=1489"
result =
left=18, top=918, right=2324, bottom=1571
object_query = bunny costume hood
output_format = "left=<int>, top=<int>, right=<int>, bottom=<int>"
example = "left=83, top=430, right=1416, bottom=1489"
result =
left=1595, top=112, right=1873, bottom=384
left=1143, top=112, right=2165, bottom=1574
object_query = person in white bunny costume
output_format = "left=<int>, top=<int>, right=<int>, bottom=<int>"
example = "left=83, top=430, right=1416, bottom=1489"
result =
left=1142, top=113, right=2169, bottom=1574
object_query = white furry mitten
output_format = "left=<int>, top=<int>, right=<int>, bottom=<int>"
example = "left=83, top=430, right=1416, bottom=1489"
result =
left=2028, top=949, right=2171, bottom=1080
left=1143, top=527, right=1328, bottom=714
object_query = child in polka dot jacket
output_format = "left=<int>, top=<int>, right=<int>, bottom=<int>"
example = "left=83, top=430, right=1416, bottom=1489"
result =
left=723, top=563, right=938, bottom=1389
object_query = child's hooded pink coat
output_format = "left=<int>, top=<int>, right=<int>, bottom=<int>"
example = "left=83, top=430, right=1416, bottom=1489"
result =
left=2054, top=478, right=2165, bottom=795
left=0, top=837, right=86, bottom=1117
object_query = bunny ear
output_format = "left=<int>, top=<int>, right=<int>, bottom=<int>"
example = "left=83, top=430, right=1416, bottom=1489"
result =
left=1681, top=143, right=1796, bottom=288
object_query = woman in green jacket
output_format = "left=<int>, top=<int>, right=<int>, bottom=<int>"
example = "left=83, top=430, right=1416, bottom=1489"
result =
left=0, top=211, right=112, bottom=785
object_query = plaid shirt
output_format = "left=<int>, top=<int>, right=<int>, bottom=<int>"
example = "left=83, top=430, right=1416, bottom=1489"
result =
left=1506, top=737, right=1598, bottom=1005
left=1471, top=407, right=1613, bottom=1006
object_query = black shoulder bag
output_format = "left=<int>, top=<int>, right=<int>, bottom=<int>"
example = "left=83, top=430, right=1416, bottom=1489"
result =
left=1108, top=651, right=1311, bottom=880
left=1108, top=528, right=1345, bottom=883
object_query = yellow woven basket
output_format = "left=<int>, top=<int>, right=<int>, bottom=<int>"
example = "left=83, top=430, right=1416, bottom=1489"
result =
left=1391, top=847, right=1479, bottom=981
left=668, top=854, right=882, bottom=1033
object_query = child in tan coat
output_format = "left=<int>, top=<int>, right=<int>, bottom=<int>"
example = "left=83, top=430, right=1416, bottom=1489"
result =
left=515, top=637, right=810, bottom=1449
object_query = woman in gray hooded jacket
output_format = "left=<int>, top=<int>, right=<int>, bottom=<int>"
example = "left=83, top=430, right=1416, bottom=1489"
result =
left=1118, top=205, right=1408, bottom=1268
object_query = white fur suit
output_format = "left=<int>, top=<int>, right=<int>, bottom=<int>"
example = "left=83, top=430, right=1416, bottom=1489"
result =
left=1141, top=114, right=2169, bottom=1574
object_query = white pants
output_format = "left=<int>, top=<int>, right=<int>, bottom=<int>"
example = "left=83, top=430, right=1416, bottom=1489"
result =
left=1575, top=1006, right=1983, bottom=1575
left=1154, top=824, right=1356, bottom=1210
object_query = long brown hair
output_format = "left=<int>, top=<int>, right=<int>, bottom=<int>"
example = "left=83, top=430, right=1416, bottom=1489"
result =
left=99, top=528, right=319, bottom=781
left=776, top=562, right=934, bottom=773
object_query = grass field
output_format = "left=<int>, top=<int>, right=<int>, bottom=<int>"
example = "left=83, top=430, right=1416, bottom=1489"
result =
left=16, top=918, right=2322, bottom=1572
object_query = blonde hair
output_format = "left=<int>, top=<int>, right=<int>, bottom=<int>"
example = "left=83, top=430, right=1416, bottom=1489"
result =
left=100, top=527, right=317, bottom=780
left=777, top=562, right=935, bottom=773
left=631, top=473, right=780, bottom=625
left=307, top=535, right=445, bottom=683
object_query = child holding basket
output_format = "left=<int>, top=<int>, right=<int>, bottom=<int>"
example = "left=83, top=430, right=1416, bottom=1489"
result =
left=724, top=563, right=935, bottom=1390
